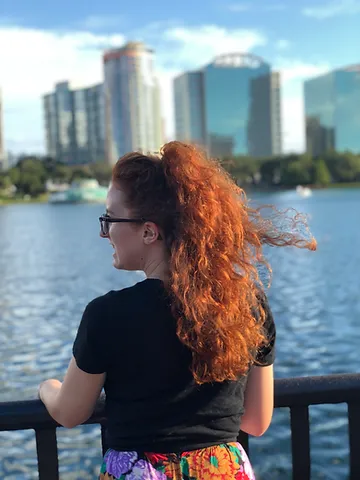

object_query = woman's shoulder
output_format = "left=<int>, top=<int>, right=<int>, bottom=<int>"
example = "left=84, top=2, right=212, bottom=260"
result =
left=86, top=278, right=163, bottom=311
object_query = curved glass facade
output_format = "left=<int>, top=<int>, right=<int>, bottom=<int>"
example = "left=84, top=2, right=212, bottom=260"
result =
left=204, top=61, right=270, bottom=156
left=304, top=73, right=336, bottom=156
left=335, top=69, right=360, bottom=152
left=305, top=67, right=360, bottom=154
left=174, top=54, right=282, bottom=158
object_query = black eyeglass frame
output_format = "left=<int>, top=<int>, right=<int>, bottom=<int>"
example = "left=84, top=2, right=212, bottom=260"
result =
left=99, top=214, right=146, bottom=236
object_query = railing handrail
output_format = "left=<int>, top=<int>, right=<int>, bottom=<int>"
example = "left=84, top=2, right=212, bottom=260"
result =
left=1, top=373, right=360, bottom=480
left=274, top=372, right=360, bottom=407
left=0, top=397, right=106, bottom=432
left=1, top=373, right=360, bottom=431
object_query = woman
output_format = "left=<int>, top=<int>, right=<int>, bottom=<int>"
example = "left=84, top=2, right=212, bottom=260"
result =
left=39, top=142, right=316, bottom=479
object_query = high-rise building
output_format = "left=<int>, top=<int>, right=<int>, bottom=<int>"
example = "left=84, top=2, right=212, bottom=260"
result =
left=174, top=71, right=206, bottom=148
left=43, top=82, right=105, bottom=164
left=174, top=53, right=282, bottom=158
left=247, top=71, right=282, bottom=157
left=44, top=82, right=75, bottom=164
left=304, top=65, right=360, bottom=155
left=103, top=41, right=164, bottom=165
left=0, top=88, right=7, bottom=170
left=73, top=84, right=105, bottom=164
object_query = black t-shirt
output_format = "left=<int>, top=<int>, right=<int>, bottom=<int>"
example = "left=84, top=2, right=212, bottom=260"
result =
left=73, top=278, right=275, bottom=453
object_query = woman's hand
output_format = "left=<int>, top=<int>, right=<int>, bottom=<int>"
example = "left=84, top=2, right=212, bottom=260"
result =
left=37, top=358, right=105, bottom=428
left=38, top=379, right=62, bottom=405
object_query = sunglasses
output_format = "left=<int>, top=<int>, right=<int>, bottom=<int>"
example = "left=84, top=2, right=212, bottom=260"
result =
left=99, top=214, right=145, bottom=236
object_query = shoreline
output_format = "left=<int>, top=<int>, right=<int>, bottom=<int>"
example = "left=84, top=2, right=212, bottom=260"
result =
left=243, top=182, right=360, bottom=193
left=1, top=182, right=360, bottom=206
left=0, top=194, right=49, bottom=206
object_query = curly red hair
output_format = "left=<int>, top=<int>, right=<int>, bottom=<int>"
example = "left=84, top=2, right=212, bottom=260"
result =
left=112, top=142, right=316, bottom=384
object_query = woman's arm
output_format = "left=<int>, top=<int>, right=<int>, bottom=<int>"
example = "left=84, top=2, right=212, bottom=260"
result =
left=240, top=364, right=274, bottom=437
left=39, top=357, right=105, bottom=428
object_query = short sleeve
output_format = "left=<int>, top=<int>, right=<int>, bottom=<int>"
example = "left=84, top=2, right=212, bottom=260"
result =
left=72, top=297, right=108, bottom=374
left=253, top=292, right=276, bottom=367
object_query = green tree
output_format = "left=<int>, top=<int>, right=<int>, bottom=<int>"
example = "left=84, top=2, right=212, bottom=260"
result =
left=280, top=155, right=312, bottom=186
left=42, top=156, right=58, bottom=176
left=0, top=174, right=13, bottom=191
left=325, top=152, right=360, bottom=183
left=8, top=166, right=20, bottom=185
left=313, top=158, right=331, bottom=186
left=70, top=166, right=93, bottom=183
left=10, top=157, right=47, bottom=196
left=18, top=172, right=44, bottom=196
left=259, top=158, right=281, bottom=185
left=52, top=164, right=71, bottom=183
left=89, top=162, right=112, bottom=186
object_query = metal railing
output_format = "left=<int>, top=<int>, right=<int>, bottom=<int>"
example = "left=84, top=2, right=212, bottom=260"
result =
left=1, top=373, right=360, bottom=480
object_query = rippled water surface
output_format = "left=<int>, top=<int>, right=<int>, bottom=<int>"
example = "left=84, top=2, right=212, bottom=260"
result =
left=0, top=188, right=359, bottom=479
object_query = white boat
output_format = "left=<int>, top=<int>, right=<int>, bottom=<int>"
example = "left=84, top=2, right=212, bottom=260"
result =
left=49, top=179, right=107, bottom=204
left=48, top=191, right=68, bottom=204
left=296, top=185, right=312, bottom=197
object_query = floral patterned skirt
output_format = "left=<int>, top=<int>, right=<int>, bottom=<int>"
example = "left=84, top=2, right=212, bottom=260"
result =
left=99, top=442, right=255, bottom=479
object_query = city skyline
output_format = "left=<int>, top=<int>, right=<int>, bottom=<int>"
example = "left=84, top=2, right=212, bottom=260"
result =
left=9, top=53, right=360, bottom=162
left=1, top=0, right=360, bottom=155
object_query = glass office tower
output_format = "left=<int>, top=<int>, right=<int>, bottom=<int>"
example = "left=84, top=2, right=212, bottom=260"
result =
left=174, top=53, right=282, bottom=158
left=305, top=65, right=360, bottom=155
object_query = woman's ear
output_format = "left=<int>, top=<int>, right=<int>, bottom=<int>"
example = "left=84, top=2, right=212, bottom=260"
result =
left=143, top=222, right=160, bottom=244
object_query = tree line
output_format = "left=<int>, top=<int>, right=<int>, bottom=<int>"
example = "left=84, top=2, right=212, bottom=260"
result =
left=1, top=151, right=360, bottom=198
left=225, top=151, right=360, bottom=187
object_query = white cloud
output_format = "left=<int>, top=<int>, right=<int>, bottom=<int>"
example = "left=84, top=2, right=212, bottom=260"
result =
left=281, top=96, right=305, bottom=153
left=0, top=16, right=19, bottom=26
left=227, top=3, right=286, bottom=12
left=277, top=59, right=329, bottom=83
left=303, top=0, right=360, bottom=19
left=0, top=26, right=125, bottom=153
left=161, top=25, right=266, bottom=70
left=78, top=15, right=125, bottom=31
left=227, top=3, right=252, bottom=12
left=275, top=39, right=291, bottom=50
left=1, top=28, right=125, bottom=99
left=273, top=59, right=330, bottom=152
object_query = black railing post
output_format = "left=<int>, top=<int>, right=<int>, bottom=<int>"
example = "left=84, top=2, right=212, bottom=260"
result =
left=290, top=406, right=311, bottom=480
left=237, top=430, right=249, bottom=455
left=348, top=402, right=360, bottom=480
left=101, top=424, right=109, bottom=457
left=35, top=428, right=59, bottom=480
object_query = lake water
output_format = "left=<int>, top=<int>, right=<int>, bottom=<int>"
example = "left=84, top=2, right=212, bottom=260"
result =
left=0, top=188, right=359, bottom=479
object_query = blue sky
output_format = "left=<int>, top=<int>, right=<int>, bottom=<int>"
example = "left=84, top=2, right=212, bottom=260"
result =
left=1, top=0, right=360, bottom=154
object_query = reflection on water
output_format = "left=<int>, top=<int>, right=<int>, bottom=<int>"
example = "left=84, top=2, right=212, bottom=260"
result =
left=0, top=189, right=359, bottom=479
